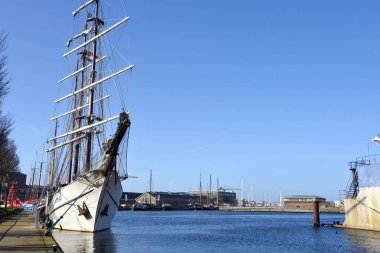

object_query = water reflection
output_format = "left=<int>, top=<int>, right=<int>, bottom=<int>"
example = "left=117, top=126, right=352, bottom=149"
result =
left=344, top=228, right=380, bottom=253
left=51, top=212, right=380, bottom=253
left=53, top=228, right=117, bottom=253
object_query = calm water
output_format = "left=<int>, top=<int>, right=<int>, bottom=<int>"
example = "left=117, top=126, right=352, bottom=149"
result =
left=53, top=211, right=380, bottom=252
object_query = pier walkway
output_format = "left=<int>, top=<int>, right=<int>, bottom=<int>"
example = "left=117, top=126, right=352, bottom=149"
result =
left=0, top=211, right=61, bottom=252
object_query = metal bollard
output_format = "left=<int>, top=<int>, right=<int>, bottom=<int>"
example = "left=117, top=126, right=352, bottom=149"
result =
left=52, top=244, right=58, bottom=252
left=34, top=209, right=39, bottom=228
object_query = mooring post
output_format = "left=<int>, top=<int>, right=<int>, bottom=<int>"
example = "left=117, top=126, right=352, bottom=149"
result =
left=313, top=200, right=320, bottom=227
left=34, top=207, right=39, bottom=229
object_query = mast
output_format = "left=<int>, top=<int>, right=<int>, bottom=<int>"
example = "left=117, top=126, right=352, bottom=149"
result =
left=240, top=178, right=244, bottom=205
left=73, top=18, right=89, bottom=178
left=199, top=173, right=202, bottom=207
left=85, top=0, right=100, bottom=172
left=206, top=185, right=209, bottom=206
left=49, top=121, right=58, bottom=190
left=251, top=185, right=254, bottom=205
left=32, top=154, right=38, bottom=199
left=47, top=0, right=133, bottom=183
left=27, top=166, right=33, bottom=198
left=37, top=145, right=44, bottom=199
left=37, top=162, right=43, bottom=200
left=29, top=166, right=36, bottom=200
left=68, top=62, right=80, bottom=183
left=149, top=169, right=152, bottom=206
left=217, top=178, right=219, bottom=207
left=209, top=174, right=212, bottom=204
left=209, top=174, right=212, bottom=205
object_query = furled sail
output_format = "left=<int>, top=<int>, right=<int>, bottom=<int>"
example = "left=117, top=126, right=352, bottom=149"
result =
left=373, top=135, right=380, bottom=143
left=50, top=95, right=110, bottom=120
left=66, top=27, right=93, bottom=47
left=72, top=0, right=96, bottom=17
left=63, top=16, right=130, bottom=57
left=47, top=135, right=86, bottom=152
left=47, top=115, right=120, bottom=143
left=54, top=64, right=134, bottom=103
left=58, top=55, right=107, bottom=83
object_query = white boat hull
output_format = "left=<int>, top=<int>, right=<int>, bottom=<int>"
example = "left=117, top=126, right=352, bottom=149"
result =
left=344, top=187, right=380, bottom=231
left=344, top=163, right=380, bottom=231
left=46, top=169, right=122, bottom=232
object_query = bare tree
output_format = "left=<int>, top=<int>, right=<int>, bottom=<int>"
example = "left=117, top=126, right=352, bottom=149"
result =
left=0, top=113, right=12, bottom=153
left=0, top=32, right=19, bottom=208
left=0, top=32, right=10, bottom=146
left=0, top=32, right=8, bottom=99
left=0, top=140, right=19, bottom=208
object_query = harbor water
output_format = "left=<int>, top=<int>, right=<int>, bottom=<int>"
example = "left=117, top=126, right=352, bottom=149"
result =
left=53, top=211, right=380, bottom=252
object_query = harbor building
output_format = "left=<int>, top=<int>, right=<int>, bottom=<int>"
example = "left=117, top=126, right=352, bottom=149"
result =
left=0, top=171, right=49, bottom=205
left=215, top=188, right=237, bottom=206
left=135, top=192, right=199, bottom=208
left=187, top=188, right=237, bottom=206
left=120, top=192, right=142, bottom=209
left=283, top=195, right=330, bottom=210
left=1, top=172, right=32, bottom=200
left=134, top=189, right=237, bottom=208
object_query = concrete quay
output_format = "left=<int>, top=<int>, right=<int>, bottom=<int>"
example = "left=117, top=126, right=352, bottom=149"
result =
left=219, top=206, right=344, bottom=213
left=0, top=211, right=61, bottom=252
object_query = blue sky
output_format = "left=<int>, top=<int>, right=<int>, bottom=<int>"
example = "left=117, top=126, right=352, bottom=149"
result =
left=2, top=1, right=380, bottom=201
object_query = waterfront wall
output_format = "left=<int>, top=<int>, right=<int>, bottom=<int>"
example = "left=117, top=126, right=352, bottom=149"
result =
left=220, top=206, right=343, bottom=213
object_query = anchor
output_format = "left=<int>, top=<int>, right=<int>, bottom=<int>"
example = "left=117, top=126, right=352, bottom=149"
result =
left=101, top=204, right=109, bottom=216
left=77, top=201, right=92, bottom=220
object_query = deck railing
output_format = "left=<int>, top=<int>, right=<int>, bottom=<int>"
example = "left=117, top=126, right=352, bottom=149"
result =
left=343, top=154, right=380, bottom=199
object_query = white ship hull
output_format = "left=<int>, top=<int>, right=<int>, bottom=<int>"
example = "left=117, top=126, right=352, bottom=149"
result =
left=46, top=169, right=122, bottom=232
left=344, top=186, right=380, bottom=231
left=44, top=0, right=132, bottom=234
left=344, top=163, right=380, bottom=231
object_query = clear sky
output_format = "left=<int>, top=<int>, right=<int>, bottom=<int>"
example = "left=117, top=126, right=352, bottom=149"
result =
left=1, top=0, right=380, bottom=201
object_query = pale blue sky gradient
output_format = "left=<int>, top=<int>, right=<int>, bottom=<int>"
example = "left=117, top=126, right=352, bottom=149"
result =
left=2, top=1, right=380, bottom=201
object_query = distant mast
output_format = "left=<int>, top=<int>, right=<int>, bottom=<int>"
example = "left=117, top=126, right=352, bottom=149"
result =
left=209, top=174, right=212, bottom=205
left=37, top=161, right=43, bottom=200
left=240, top=178, right=244, bottom=205
left=199, top=173, right=202, bottom=207
left=150, top=169, right=152, bottom=206
left=216, top=178, right=219, bottom=207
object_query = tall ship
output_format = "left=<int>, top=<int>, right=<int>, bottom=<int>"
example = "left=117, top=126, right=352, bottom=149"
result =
left=44, top=0, right=133, bottom=232
left=344, top=137, right=380, bottom=231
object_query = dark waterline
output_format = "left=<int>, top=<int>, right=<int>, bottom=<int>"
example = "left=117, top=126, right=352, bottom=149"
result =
left=53, top=211, right=380, bottom=253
